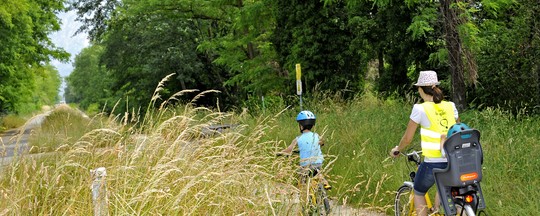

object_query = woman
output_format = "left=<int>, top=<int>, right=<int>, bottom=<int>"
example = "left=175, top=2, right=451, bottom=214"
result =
left=390, top=70, right=459, bottom=216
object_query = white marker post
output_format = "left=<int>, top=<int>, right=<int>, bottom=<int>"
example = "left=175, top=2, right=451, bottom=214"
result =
left=296, top=64, right=303, bottom=110
left=91, top=167, right=109, bottom=216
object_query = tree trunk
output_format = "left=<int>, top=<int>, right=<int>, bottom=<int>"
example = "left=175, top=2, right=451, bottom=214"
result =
left=378, top=49, right=384, bottom=80
left=441, top=0, right=467, bottom=111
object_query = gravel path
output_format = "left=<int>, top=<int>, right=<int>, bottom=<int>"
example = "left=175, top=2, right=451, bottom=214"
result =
left=1, top=112, right=50, bottom=165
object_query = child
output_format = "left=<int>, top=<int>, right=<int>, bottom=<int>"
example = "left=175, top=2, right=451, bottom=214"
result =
left=280, top=110, right=329, bottom=188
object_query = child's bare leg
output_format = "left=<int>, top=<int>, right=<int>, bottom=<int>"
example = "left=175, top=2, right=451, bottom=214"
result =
left=433, top=191, right=441, bottom=212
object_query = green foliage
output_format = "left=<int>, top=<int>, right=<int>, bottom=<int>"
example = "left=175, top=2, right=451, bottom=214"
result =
left=68, top=0, right=239, bottom=112
left=273, top=0, right=364, bottom=96
left=199, top=0, right=285, bottom=96
left=344, top=0, right=448, bottom=99
left=472, top=0, right=540, bottom=114
left=65, top=45, right=111, bottom=110
left=69, top=0, right=120, bottom=40
left=66, top=0, right=540, bottom=115
left=33, top=64, right=62, bottom=105
left=406, top=6, right=437, bottom=40
left=0, top=0, right=68, bottom=114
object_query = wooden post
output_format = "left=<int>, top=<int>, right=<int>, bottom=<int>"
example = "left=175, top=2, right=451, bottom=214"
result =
left=91, top=167, right=109, bottom=216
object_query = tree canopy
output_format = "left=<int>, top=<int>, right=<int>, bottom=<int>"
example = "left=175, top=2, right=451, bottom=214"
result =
left=0, top=0, right=68, bottom=114
left=63, top=0, right=539, bottom=114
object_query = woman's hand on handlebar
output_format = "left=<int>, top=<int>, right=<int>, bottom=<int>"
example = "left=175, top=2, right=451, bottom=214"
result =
left=390, top=146, right=400, bottom=158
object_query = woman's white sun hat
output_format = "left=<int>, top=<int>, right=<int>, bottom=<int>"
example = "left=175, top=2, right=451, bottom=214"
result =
left=414, top=70, right=440, bottom=86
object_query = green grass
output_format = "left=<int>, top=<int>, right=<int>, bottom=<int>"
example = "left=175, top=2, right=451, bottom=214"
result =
left=1, top=90, right=539, bottom=215
left=249, top=91, right=540, bottom=215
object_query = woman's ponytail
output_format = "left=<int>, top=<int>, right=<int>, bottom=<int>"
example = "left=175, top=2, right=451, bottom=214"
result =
left=421, top=86, right=444, bottom=103
left=432, top=86, right=443, bottom=103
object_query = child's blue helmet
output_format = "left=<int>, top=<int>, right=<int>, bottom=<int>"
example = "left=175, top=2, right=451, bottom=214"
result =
left=296, top=110, right=316, bottom=128
left=447, top=123, right=471, bottom=138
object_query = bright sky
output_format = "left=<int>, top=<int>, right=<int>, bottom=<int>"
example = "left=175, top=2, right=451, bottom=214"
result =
left=49, top=10, right=89, bottom=99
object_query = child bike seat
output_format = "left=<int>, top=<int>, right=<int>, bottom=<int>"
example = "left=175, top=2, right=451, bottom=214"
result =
left=433, top=129, right=486, bottom=214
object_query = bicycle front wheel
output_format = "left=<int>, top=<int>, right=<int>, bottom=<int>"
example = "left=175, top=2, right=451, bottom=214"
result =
left=395, top=185, right=414, bottom=216
left=313, top=183, right=331, bottom=215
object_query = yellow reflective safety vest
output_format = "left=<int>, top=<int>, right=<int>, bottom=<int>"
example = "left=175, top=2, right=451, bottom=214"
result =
left=420, top=101, right=456, bottom=159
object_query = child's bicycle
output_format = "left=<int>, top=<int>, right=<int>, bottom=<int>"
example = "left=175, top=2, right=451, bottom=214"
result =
left=394, top=129, right=487, bottom=216
left=277, top=150, right=331, bottom=216
left=299, top=166, right=331, bottom=216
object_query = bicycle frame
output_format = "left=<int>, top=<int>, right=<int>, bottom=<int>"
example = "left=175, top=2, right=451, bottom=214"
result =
left=401, top=179, right=442, bottom=216
left=396, top=150, right=484, bottom=216
left=277, top=152, right=330, bottom=215
left=395, top=151, right=443, bottom=216
left=298, top=171, right=330, bottom=215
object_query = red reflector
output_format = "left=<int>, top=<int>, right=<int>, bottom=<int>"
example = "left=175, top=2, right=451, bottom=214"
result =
left=460, top=172, right=478, bottom=181
left=465, top=195, right=474, bottom=203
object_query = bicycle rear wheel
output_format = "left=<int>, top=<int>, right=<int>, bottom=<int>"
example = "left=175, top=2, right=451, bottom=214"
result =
left=395, top=185, right=414, bottom=216
left=455, top=199, right=476, bottom=216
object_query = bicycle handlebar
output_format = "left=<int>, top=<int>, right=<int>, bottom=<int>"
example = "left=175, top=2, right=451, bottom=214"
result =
left=396, top=150, right=422, bottom=165
left=405, top=150, right=422, bottom=157
left=276, top=149, right=300, bottom=157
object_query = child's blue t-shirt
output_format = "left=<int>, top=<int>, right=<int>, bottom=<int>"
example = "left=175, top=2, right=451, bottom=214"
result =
left=297, top=131, right=324, bottom=166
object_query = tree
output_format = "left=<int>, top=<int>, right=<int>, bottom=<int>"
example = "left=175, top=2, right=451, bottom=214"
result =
left=273, top=0, right=364, bottom=96
left=197, top=0, right=287, bottom=97
left=34, top=64, right=62, bottom=106
left=66, top=45, right=111, bottom=110
left=343, top=0, right=446, bottom=96
left=439, top=0, right=475, bottom=110
left=95, top=0, right=238, bottom=112
left=341, top=0, right=488, bottom=110
left=0, top=0, right=69, bottom=113
left=473, top=0, right=539, bottom=113
left=70, top=0, right=120, bottom=41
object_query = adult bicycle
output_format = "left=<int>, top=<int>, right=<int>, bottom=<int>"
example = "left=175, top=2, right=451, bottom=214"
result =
left=395, top=129, right=487, bottom=216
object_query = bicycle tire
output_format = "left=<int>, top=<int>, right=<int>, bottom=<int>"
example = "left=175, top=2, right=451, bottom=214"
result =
left=318, top=184, right=331, bottom=215
left=395, top=185, right=414, bottom=216
left=455, top=200, right=476, bottom=216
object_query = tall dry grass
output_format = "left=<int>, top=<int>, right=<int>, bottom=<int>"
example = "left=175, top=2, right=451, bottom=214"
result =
left=0, top=77, right=306, bottom=215
left=0, top=114, right=27, bottom=131
left=2, top=76, right=539, bottom=215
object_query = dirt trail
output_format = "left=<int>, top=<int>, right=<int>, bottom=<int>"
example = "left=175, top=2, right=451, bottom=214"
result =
left=1, top=128, right=31, bottom=166
left=272, top=183, right=385, bottom=216
left=330, top=201, right=385, bottom=215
